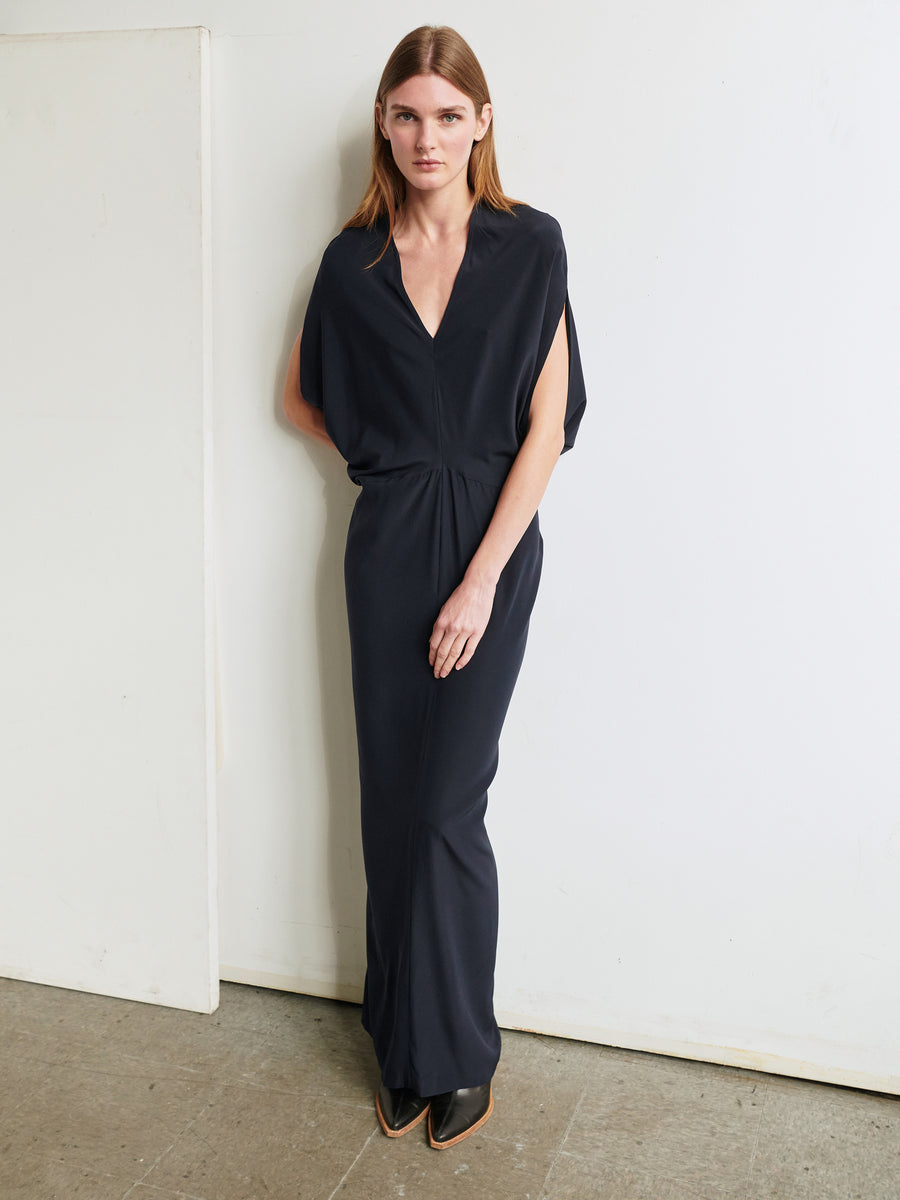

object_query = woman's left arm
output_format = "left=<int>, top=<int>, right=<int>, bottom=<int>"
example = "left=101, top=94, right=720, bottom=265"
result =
left=428, top=310, right=569, bottom=678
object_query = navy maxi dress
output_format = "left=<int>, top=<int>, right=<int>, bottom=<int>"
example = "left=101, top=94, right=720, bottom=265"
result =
left=300, top=202, right=586, bottom=1097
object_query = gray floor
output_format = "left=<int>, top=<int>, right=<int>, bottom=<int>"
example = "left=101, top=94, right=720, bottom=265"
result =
left=2, top=977, right=898, bottom=1199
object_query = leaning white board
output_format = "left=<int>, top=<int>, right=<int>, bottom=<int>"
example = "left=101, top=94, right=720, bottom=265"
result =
left=0, top=28, right=216, bottom=1012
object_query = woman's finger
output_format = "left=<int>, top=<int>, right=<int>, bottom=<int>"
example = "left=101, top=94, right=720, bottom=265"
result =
left=432, top=630, right=468, bottom=678
left=428, top=631, right=446, bottom=671
left=429, top=618, right=461, bottom=665
left=432, top=632, right=460, bottom=677
left=455, top=632, right=481, bottom=670
left=438, top=632, right=469, bottom=677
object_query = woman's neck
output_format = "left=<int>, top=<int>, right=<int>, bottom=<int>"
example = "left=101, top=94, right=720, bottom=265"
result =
left=396, top=183, right=476, bottom=243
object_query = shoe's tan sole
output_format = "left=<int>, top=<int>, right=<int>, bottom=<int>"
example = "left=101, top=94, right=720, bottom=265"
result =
left=375, top=1089, right=431, bottom=1138
left=428, top=1086, right=494, bottom=1149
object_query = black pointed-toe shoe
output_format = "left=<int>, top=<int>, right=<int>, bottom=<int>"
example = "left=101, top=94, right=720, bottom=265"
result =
left=375, top=1081, right=431, bottom=1137
left=427, top=1082, right=494, bottom=1149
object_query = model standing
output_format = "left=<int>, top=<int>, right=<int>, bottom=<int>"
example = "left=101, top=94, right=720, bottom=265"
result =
left=283, top=25, right=586, bottom=1148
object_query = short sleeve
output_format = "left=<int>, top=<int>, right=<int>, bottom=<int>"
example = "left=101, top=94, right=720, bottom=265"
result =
left=548, top=226, right=587, bottom=454
left=298, top=268, right=325, bottom=410
left=559, top=290, right=587, bottom=454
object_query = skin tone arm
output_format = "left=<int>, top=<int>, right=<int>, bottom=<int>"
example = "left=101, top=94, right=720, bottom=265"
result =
left=282, top=308, right=570, bottom=680
left=428, top=309, right=569, bottom=678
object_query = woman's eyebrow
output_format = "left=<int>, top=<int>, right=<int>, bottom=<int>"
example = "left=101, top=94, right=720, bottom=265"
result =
left=388, top=103, right=468, bottom=113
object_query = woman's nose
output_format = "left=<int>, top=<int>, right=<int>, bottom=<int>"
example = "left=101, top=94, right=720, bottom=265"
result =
left=416, top=120, right=437, bottom=150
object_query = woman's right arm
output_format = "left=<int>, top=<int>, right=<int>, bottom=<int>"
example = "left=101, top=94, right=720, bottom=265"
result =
left=282, top=331, right=339, bottom=451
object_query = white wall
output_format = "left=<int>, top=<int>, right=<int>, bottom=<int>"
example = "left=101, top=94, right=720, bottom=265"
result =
left=3, top=0, right=898, bottom=1091
left=0, top=27, right=217, bottom=1011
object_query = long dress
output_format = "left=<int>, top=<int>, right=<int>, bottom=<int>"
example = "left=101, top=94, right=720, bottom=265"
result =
left=300, top=202, right=586, bottom=1097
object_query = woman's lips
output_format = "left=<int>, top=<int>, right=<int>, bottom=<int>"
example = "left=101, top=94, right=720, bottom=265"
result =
left=414, top=160, right=441, bottom=170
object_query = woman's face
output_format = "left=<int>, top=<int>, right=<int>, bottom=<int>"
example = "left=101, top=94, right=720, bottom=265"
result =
left=376, top=74, right=492, bottom=198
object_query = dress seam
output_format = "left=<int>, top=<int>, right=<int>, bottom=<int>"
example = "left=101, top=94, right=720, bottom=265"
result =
left=448, top=468, right=504, bottom=492
left=354, top=466, right=504, bottom=490
left=355, top=467, right=440, bottom=487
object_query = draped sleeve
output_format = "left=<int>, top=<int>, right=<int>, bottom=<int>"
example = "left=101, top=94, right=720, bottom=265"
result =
left=298, top=267, right=326, bottom=411
left=529, top=215, right=587, bottom=454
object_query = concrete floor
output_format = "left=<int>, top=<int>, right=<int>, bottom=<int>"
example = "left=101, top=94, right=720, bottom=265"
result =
left=1, top=977, right=898, bottom=1199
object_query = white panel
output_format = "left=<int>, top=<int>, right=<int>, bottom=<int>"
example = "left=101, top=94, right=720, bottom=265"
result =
left=0, top=28, right=217, bottom=1012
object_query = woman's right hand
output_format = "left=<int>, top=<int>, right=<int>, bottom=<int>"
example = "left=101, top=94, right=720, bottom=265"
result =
left=428, top=573, right=496, bottom=678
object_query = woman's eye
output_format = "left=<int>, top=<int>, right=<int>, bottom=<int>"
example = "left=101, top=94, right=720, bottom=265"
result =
left=393, top=111, right=461, bottom=124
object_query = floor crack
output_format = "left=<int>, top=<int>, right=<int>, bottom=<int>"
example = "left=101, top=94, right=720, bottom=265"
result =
left=326, top=1127, right=379, bottom=1200
left=536, top=1086, right=585, bottom=1200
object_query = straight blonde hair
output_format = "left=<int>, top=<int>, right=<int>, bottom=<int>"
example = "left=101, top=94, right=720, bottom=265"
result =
left=343, top=26, right=521, bottom=263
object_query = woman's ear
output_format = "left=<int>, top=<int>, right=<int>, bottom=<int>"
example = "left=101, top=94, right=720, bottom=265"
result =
left=375, top=102, right=389, bottom=140
left=474, top=102, right=493, bottom=142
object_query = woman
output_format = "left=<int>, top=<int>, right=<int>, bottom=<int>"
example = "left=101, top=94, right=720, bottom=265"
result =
left=283, top=25, right=586, bottom=1149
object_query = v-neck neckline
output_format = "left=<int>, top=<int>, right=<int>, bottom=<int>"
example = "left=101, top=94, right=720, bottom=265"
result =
left=390, top=204, right=480, bottom=343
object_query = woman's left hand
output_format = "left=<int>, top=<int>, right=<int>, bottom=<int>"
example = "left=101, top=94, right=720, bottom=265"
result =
left=428, top=575, right=496, bottom=678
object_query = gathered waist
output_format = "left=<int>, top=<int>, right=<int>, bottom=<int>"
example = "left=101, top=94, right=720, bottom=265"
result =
left=349, top=462, right=509, bottom=492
